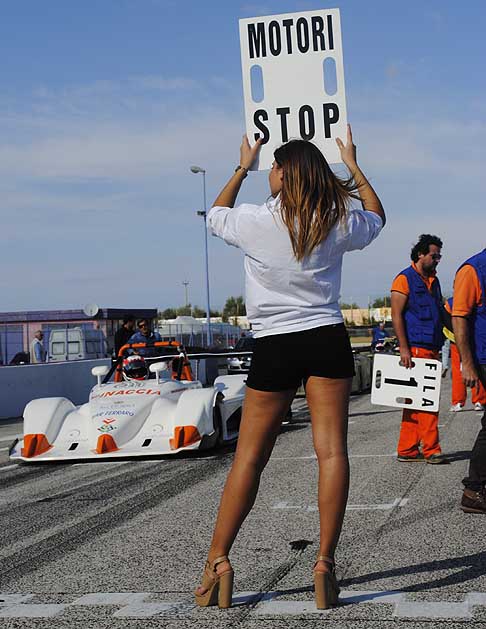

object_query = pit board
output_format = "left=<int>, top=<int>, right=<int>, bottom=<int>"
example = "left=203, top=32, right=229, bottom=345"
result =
left=371, top=354, right=442, bottom=412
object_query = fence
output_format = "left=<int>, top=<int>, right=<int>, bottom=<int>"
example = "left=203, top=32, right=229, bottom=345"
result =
left=157, top=322, right=242, bottom=349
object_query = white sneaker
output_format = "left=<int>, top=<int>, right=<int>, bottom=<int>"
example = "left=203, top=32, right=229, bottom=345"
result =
left=450, top=403, right=464, bottom=412
left=474, top=402, right=486, bottom=412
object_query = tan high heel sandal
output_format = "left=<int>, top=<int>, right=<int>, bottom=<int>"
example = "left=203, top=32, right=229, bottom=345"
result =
left=313, top=555, right=340, bottom=610
left=194, top=555, right=234, bottom=609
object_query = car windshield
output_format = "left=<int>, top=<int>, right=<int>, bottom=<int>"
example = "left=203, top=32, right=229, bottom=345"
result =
left=234, top=337, right=256, bottom=351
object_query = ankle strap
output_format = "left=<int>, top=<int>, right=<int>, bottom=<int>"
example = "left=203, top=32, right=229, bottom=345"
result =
left=208, top=555, right=229, bottom=570
left=316, top=555, right=334, bottom=565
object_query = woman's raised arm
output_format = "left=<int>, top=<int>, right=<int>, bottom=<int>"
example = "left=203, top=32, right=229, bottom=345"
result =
left=212, top=136, right=262, bottom=208
left=336, top=124, right=386, bottom=226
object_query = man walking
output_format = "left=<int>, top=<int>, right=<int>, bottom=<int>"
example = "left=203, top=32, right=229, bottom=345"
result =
left=29, top=330, right=46, bottom=364
left=391, top=234, right=448, bottom=464
left=452, top=248, right=486, bottom=513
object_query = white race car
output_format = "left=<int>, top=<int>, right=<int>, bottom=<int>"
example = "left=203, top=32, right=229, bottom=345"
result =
left=9, top=342, right=246, bottom=463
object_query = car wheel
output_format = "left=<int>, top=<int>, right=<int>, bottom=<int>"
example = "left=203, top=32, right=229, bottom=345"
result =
left=199, top=397, right=222, bottom=450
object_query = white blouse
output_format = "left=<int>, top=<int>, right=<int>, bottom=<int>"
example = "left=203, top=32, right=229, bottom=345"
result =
left=208, top=196, right=383, bottom=338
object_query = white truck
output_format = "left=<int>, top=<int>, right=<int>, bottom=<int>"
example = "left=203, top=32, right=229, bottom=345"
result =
left=48, top=327, right=107, bottom=362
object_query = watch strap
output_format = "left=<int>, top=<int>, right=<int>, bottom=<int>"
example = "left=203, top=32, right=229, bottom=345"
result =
left=234, top=165, right=249, bottom=178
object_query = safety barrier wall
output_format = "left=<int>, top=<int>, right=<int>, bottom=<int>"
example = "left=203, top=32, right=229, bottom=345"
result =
left=0, top=357, right=220, bottom=420
left=0, top=358, right=112, bottom=420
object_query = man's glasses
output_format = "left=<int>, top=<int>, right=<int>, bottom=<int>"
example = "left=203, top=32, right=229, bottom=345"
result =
left=430, top=253, right=442, bottom=261
left=138, top=323, right=148, bottom=329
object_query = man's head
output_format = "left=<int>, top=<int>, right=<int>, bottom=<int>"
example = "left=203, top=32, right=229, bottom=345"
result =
left=35, top=330, right=44, bottom=341
left=411, top=234, right=443, bottom=276
left=122, top=355, right=148, bottom=381
left=379, top=321, right=386, bottom=330
left=137, top=319, right=150, bottom=336
left=123, top=314, right=135, bottom=331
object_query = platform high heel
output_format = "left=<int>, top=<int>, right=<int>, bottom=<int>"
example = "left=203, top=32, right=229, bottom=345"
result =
left=313, top=555, right=340, bottom=610
left=194, top=555, right=234, bottom=609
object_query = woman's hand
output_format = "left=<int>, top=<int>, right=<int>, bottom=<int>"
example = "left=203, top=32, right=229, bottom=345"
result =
left=240, top=135, right=263, bottom=170
left=336, top=123, right=357, bottom=171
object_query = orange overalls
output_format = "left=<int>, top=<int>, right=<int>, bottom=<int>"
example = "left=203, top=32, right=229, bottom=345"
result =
left=450, top=340, right=486, bottom=406
left=392, top=266, right=442, bottom=458
left=444, top=300, right=486, bottom=407
left=397, top=346, right=441, bottom=457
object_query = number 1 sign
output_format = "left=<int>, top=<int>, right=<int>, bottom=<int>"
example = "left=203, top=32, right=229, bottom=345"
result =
left=371, top=354, right=442, bottom=412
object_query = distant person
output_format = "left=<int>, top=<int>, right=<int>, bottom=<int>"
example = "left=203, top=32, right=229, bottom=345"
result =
left=114, top=314, right=136, bottom=357
left=444, top=297, right=486, bottom=412
left=9, top=351, right=30, bottom=365
left=452, top=248, right=486, bottom=514
left=128, top=319, right=162, bottom=357
left=391, top=234, right=448, bottom=464
left=29, top=330, right=46, bottom=363
left=371, top=321, right=389, bottom=349
left=195, top=126, right=385, bottom=610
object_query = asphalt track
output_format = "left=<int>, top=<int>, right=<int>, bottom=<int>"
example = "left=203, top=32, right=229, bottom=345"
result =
left=1, top=378, right=486, bottom=628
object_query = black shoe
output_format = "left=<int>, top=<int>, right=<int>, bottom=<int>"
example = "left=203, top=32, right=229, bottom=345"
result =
left=425, top=453, right=450, bottom=465
left=461, top=489, right=486, bottom=514
left=397, top=453, right=424, bottom=462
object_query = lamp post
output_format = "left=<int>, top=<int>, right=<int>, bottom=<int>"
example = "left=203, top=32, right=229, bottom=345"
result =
left=182, top=280, right=190, bottom=312
left=190, top=165, right=212, bottom=346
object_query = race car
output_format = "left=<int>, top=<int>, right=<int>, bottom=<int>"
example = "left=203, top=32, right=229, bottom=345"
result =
left=9, top=341, right=247, bottom=463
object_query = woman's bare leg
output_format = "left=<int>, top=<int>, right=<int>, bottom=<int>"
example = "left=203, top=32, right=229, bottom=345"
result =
left=197, top=386, right=295, bottom=592
left=305, top=376, right=351, bottom=572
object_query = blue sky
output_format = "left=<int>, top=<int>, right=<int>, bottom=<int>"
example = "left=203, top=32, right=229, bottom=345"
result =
left=1, top=1, right=485, bottom=312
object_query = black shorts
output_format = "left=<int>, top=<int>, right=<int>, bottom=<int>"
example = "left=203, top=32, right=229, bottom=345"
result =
left=245, top=323, right=355, bottom=392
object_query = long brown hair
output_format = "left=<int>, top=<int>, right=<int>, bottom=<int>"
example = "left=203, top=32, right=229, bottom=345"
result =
left=274, top=140, right=359, bottom=261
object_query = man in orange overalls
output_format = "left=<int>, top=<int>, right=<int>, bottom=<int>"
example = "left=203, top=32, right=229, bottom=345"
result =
left=391, top=234, right=448, bottom=464
left=444, top=298, right=486, bottom=412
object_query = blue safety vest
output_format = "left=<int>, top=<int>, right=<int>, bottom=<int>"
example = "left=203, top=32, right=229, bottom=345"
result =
left=457, top=249, right=486, bottom=364
left=398, top=265, right=443, bottom=350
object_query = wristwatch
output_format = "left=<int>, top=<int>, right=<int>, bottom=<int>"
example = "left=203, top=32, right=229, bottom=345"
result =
left=234, top=165, right=249, bottom=178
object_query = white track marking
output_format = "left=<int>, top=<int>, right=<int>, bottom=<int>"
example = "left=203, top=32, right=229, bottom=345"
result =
left=2, top=591, right=486, bottom=619
left=0, top=594, right=34, bottom=604
left=0, top=435, right=21, bottom=443
left=0, top=604, right=67, bottom=618
left=72, top=593, right=149, bottom=606
left=273, top=498, right=409, bottom=512
left=0, top=448, right=10, bottom=453
left=394, top=601, right=471, bottom=619
left=0, top=464, right=19, bottom=473
left=115, top=602, right=191, bottom=617
left=467, top=593, right=486, bottom=605
left=271, top=453, right=397, bottom=461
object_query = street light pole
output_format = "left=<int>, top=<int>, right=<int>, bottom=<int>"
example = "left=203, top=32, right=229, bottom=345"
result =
left=182, top=280, right=189, bottom=309
left=190, top=165, right=212, bottom=347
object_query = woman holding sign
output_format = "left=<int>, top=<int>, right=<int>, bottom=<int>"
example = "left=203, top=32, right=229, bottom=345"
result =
left=195, top=126, right=385, bottom=610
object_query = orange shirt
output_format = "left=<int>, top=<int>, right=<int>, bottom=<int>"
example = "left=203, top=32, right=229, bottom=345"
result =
left=452, top=264, right=483, bottom=317
left=391, top=262, right=437, bottom=296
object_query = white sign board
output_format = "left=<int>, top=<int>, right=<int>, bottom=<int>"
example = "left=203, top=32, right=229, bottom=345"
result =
left=239, top=8, right=347, bottom=170
left=371, top=354, right=442, bottom=412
